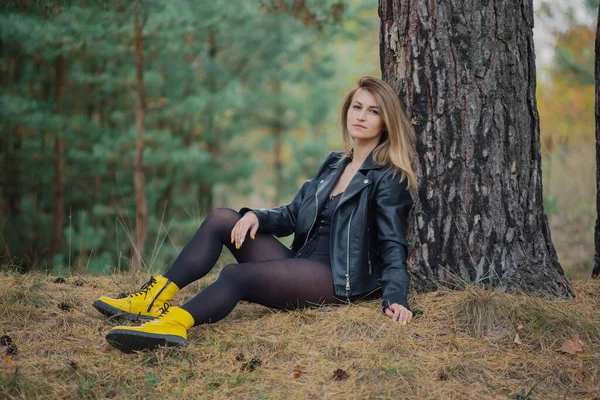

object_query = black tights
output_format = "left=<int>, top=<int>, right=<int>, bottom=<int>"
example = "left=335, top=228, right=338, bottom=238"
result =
left=163, top=208, right=345, bottom=326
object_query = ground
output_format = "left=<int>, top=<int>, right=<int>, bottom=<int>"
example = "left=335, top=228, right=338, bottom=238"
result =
left=1, top=270, right=599, bottom=399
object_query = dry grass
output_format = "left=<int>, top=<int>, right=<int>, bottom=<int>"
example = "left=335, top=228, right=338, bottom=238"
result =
left=0, top=271, right=599, bottom=400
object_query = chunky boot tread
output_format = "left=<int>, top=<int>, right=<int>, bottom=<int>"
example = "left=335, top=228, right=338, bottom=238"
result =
left=106, top=330, right=188, bottom=353
left=93, top=300, right=156, bottom=321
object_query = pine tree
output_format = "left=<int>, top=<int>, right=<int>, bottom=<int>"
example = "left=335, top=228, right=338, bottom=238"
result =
left=379, top=0, right=573, bottom=297
left=593, top=2, right=600, bottom=278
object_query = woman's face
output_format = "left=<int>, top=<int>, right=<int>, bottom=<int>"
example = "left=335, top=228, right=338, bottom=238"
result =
left=346, top=88, right=384, bottom=144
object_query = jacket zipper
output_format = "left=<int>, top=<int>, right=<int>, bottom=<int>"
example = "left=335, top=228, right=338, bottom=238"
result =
left=367, top=227, right=372, bottom=275
left=298, top=189, right=319, bottom=255
left=345, top=208, right=355, bottom=294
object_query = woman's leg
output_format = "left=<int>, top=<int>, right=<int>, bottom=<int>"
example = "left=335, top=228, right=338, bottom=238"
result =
left=180, top=258, right=344, bottom=326
left=105, top=258, right=342, bottom=353
left=163, top=208, right=294, bottom=288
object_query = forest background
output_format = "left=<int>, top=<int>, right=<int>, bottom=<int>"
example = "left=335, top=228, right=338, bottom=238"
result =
left=0, top=0, right=598, bottom=280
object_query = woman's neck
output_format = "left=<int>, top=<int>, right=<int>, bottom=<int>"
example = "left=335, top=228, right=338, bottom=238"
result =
left=351, top=139, right=379, bottom=164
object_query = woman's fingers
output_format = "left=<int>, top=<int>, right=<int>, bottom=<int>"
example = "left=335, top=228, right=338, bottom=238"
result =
left=230, top=212, right=259, bottom=247
left=231, top=223, right=241, bottom=248
left=231, top=221, right=252, bottom=249
left=386, top=304, right=413, bottom=325
left=250, top=223, right=258, bottom=241
left=385, top=307, right=395, bottom=319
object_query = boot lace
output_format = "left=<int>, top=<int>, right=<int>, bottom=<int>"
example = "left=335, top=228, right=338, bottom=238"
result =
left=128, top=277, right=157, bottom=299
left=156, top=302, right=171, bottom=318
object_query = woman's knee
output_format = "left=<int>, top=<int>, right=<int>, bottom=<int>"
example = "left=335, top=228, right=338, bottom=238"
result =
left=219, top=263, right=243, bottom=282
left=202, top=208, right=240, bottom=236
left=206, top=208, right=240, bottom=225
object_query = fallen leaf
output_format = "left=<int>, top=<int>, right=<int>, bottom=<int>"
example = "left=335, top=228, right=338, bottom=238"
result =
left=3, top=356, right=13, bottom=365
left=513, top=333, right=522, bottom=345
left=292, top=364, right=304, bottom=379
left=558, top=339, right=584, bottom=355
left=332, top=368, right=349, bottom=381
left=517, top=324, right=524, bottom=330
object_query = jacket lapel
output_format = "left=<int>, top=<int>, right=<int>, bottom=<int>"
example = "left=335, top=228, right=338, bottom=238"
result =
left=337, top=173, right=371, bottom=208
left=315, top=162, right=346, bottom=210
left=336, top=151, right=381, bottom=208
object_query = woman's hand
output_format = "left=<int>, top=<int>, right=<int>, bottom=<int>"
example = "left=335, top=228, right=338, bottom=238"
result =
left=385, top=303, right=412, bottom=325
left=231, top=212, right=259, bottom=249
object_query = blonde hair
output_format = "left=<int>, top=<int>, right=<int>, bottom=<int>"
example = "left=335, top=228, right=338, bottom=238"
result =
left=340, top=76, right=417, bottom=191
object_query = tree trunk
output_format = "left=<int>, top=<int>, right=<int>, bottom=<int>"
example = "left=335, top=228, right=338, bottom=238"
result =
left=198, top=181, right=214, bottom=214
left=50, top=54, right=65, bottom=263
left=132, top=1, right=148, bottom=271
left=197, top=31, right=218, bottom=215
left=593, top=5, right=600, bottom=279
left=1, top=51, right=23, bottom=261
left=272, top=81, right=284, bottom=205
left=379, top=0, right=573, bottom=297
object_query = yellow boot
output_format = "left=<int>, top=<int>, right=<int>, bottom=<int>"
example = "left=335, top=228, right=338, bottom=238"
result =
left=106, top=305, right=194, bottom=353
left=93, top=276, right=179, bottom=321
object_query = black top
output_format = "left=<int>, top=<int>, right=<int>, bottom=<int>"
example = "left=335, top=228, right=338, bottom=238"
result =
left=297, top=193, right=342, bottom=266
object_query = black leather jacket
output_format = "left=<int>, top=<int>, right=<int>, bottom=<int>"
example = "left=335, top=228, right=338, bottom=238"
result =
left=240, top=151, right=412, bottom=310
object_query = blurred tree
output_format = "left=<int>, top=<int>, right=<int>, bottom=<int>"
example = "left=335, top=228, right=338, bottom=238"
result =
left=132, top=0, right=148, bottom=271
left=380, top=0, right=573, bottom=297
left=593, top=3, right=600, bottom=279
left=0, top=0, right=371, bottom=273
left=537, top=24, right=597, bottom=152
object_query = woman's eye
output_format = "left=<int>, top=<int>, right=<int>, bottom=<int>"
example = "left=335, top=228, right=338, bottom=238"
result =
left=370, top=110, right=379, bottom=115
left=353, top=105, right=361, bottom=110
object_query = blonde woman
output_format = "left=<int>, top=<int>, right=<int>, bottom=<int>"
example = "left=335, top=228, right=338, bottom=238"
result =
left=95, top=76, right=417, bottom=353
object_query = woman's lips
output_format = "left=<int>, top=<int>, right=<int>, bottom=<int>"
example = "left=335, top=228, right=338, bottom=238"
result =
left=353, top=124, right=366, bottom=129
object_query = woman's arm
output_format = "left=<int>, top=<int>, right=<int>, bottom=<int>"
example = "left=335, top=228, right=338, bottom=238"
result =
left=374, top=169, right=413, bottom=322
left=238, top=151, right=341, bottom=238
left=239, top=178, right=312, bottom=238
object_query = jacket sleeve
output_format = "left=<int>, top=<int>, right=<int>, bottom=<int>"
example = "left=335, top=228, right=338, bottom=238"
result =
left=375, top=170, right=413, bottom=311
left=239, top=151, right=341, bottom=237
left=239, top=179, right=312, bottom=238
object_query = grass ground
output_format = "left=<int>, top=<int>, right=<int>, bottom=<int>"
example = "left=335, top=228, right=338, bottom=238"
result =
left=1, top=270, right=599, bottom=400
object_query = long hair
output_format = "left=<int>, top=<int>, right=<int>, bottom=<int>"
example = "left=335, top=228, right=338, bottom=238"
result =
left=340, top=76, right=417, bottom=191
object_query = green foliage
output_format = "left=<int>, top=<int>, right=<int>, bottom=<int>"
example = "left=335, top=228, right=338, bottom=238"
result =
left=0, top=0, right=376, bottom=273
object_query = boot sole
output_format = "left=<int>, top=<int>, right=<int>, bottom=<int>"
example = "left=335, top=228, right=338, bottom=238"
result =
left=106, top=330, right=188, bottom=353
left=93, top=300, right=156, bottom=322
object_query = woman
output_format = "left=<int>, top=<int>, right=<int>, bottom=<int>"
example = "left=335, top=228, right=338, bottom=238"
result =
left=94, top=76, right=417, bottom=353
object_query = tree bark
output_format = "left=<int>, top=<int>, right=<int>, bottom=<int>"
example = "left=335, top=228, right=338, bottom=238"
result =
left=132, top=1, right=148, bottom=271
left=592, top=5, right=600, bottom=279
left=379, top=0, right=573, bottom=297
left=50, top=54, right=65, bottom=262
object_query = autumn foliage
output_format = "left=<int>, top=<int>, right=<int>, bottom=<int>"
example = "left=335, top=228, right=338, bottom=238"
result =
left=538, top=24, right=596, bottom=153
